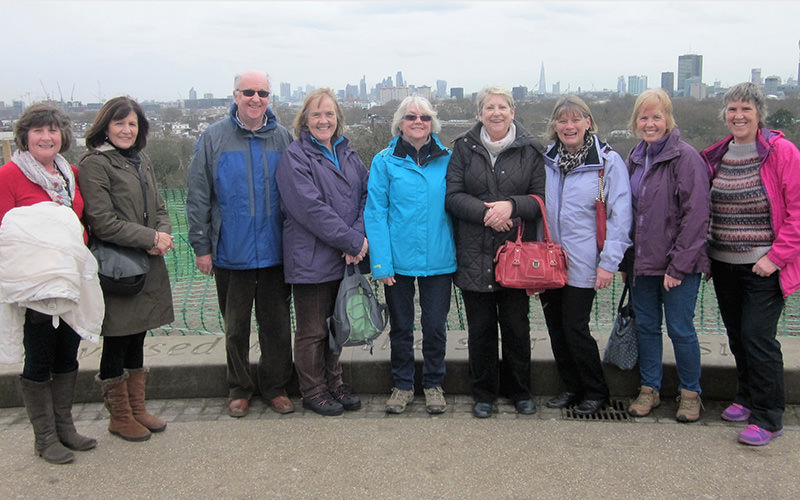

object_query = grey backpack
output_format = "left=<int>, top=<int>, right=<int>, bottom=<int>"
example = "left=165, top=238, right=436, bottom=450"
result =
left=328, top=265, right=389, bottom=355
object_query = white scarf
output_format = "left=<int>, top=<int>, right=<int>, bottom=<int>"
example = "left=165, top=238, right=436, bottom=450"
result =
left=11, top=150, right=75, bottom=207
left=480, top=123, right=516, bottom=167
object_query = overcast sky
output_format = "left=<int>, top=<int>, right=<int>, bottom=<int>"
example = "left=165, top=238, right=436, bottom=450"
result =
left=3, top=0, right=800, bottom=104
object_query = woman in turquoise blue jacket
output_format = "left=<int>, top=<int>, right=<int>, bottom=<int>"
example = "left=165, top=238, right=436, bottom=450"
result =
left=364, top=96, right=456, bottom=415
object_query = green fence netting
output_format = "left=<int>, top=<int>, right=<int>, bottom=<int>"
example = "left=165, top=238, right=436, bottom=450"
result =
left=154, top=189, right=800, bottom=337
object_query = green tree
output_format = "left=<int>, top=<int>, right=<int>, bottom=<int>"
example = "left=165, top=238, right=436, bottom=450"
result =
left=766, top=108, right=796, bottom=132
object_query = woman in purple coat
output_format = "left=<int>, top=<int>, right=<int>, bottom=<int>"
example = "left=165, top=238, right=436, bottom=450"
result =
left=275, top=89, right=368, bottom=416
left=625, top=89, right=710, bottom=423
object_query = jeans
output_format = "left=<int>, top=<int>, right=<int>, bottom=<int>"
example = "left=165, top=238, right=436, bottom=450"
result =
left=22, top=310, right=81, bottom=382
left=631, top=273, right=702, bottom=394
left=540, top=286, right=608, bottom=401
left=99, top=332, right=146, bottom=379
left=384, top=274, right=452, bottom=391
left=215, top=266, right=293, bottom=401
left=711, top=260, right=785, bottom=432
left=461, top=288, right=531, bottom=404
left=292, top=280, right=343, bottom=397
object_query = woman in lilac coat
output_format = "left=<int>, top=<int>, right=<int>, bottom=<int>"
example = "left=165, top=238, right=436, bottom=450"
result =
left=276, top=89, right=368, bottom=417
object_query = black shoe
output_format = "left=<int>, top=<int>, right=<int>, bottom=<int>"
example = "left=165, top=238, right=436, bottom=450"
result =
left=302, top=392, right=344, bottom=416
left=331, top=385, right=361, bottom=411
left=515, top=398, right=538, bottom=415
left=472, top=402, right=494, bottom=418
left=574, top=399, right=607, bottom=416
left=546, top=392, right=577, bottom=409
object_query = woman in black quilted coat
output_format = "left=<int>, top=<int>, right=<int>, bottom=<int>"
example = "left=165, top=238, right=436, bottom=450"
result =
left=445, top=86, right=546, bottom=418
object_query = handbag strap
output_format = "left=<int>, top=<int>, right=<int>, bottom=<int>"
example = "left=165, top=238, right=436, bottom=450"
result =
left=518, top=194, right=554, bottom=244
left=617, top=281, right=629, bottom=311
left=596, top=165, right=606, bottom=203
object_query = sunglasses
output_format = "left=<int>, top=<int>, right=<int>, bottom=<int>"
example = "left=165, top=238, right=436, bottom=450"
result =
left=238, top=89, right=270, bottom=98
left=403, top=114, right=432, bottom=122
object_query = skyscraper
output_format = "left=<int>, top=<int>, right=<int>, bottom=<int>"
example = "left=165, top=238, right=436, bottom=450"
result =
left=628, top=75, right=648, bottom=96
left=359, top=75, right=367, bottom=100
left=661, top=72, right=674, bottom=96
left=280, top=82, right=292, bottom=100
left=751, top=68, right=762, bottom=85
left=538, top=63, right=546, bottom=95
left=617, top=76, right=626, bottom=94
left=678, top=54, right=703, bottom=93
left=436, top=80, right=447, bottom=99
left=396, top=71, right=404, bottom=88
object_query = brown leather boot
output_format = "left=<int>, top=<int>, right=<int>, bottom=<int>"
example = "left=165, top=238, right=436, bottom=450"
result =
left=98, top=373, right=150, bottom=442
left=126, top=368, right=166, bottom=432
left=20, top=377, right=74, bottom=464
left=51, top=370, right=97, bottom=451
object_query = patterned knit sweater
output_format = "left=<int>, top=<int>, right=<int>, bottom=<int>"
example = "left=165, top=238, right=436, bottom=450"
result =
left=709, top=142, right=773, bottom=264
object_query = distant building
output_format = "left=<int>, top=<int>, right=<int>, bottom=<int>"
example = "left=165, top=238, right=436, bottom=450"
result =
left=765, top=75, right=782, bottom=96
left=280, top=82, right=292, bottom=100
left=552, top=82, right=560, bottom=95
left=379, top=87, right=394, bottom=104
left=450, top=87, right=464, bottom=100
left=678, top=54, right=703, bottom=93
left=751, top=68, right=763, bottom=85
left=345, top=84, right=359, bottom=99
left=628, top=75, right=648, bottom=96
left=417, top=85, right=432, bottom=101
left=203, top=93, right=213, bottom=99
left=396, top=86, right=410, bottom=101
left=661, top=72, right=674, bottom=96
left=512, top=86, right=528, bottom=101
left=189, top=87, right=197, bottom=100
left=436, top=80, right=447, bottom=99
left=359, top=75, right=367, bottom=100
left=617, top=76, right=626, bottom=94
left=538, top=62, right=546, bottom=95
left=686, top=76, right=706, bottom=99
left=396, top=71, right=404, bottom=88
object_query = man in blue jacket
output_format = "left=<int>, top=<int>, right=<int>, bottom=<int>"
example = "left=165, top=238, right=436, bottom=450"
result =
left=186, top=70, right=294, bottom=418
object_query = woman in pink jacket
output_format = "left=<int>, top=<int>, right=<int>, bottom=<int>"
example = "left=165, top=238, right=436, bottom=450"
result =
left=702, top=82, right=800, bottom=446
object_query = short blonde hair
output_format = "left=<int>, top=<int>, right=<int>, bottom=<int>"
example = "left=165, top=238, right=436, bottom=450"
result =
left=390, top=96, right=442, bottom=136
left=628, top=88, right=676, bottom=136
left=546, top=95, right=598, bottom=141
left=476, top=86, right=514, bottom=115
left=292, top=88, right=345, bottom=139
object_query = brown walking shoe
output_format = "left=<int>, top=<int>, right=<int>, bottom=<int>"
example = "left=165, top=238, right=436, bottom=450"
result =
left=628, top=386, right=661, bottom=417
left=676, top=389, right=703, bottom=423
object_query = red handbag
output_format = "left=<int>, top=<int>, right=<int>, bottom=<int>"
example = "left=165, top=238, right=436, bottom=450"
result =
left=493, top=194, right=569, bottom=294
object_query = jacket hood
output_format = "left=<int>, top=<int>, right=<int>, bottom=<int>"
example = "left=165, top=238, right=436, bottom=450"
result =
left=228, top=103, right=278, bottom=135
left=702, top=128, right=783, bottom=172
left=628, top=128, right=683, bottom=168
left=544, top=134, right=613, bottom=172
left=460, top=120, right=543, bottom=153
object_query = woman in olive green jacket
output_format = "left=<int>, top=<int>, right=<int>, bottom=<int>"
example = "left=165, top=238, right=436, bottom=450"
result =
left=78, top=97, right=173, bottom=442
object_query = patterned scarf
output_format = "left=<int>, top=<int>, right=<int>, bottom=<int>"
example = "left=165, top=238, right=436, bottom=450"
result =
left=11, top=150, right=75, bottom=207
left=480, top=123, right=516, bottom=167
left=557, top=132, right=595, bottom=175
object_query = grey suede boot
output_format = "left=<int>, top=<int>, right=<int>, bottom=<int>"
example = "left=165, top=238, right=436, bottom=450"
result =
left=20, top=377, right=74, bottom=464
left=51, top=370, right=97, bottom=451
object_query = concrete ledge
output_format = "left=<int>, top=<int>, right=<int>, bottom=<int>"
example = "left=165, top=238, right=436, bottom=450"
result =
left=2, top=331, right=799, bottom=407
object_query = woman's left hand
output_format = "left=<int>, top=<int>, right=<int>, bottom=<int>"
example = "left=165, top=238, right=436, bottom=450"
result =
left=147, top=231, right=174, bottom=256
left=483, top=200, right=513, bottom=232
left=753, top=255, right=779, bottom=277
left=663, top=273, right=682, bottom=291
left=594, top=267, right=614, bottom=290
left=344, top=237, right=369, bottom=265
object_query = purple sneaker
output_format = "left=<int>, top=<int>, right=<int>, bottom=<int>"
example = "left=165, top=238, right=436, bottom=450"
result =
left=721, top=403, right=751, bottom=422
left=737, top=424, right=784, bottom=446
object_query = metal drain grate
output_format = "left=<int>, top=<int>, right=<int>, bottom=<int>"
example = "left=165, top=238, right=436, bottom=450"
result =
left=562, top=399, right=630, bottom=421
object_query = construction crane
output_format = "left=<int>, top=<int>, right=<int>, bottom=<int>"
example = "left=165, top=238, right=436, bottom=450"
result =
left=39, top=80, right=50, bottom=101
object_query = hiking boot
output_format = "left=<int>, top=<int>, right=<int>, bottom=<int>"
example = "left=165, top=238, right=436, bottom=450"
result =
left=423, top=387, right=446, bottom=414
left=676, top=389, right=703, bottom=423
left=302, top=391, right=344, bottom=416
left=738, top=424, right=784, bottom=446
left=628, top=386, right=660, bottom=417
left=385, top=388, right=414, bottom=414
left=721, top=403, right=751, bottom=422
left=331, top=385, right=361, bottom=411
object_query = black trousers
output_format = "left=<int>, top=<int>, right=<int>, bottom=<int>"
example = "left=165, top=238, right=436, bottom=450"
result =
left=461, top=288, right=532, bottom=403
left=22, top=310, right=81, bottom=382
left=540, top=285, right=609, bottom=401
left=99, top=332, right=146, bottom=379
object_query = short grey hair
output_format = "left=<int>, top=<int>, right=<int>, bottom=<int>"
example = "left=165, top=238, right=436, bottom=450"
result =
left=390, top=96, right=442, bottom=136
left=233, top=71, right=271, bottom=91
left=476, top=86, right=514, bottom=115
left=720, top=82, right=767, bottom=128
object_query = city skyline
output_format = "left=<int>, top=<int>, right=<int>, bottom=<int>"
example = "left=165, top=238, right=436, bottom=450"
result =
left=3, top=1, right=800, bottom=105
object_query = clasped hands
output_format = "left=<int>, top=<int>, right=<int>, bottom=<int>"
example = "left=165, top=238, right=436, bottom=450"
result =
left=147, top=231, right=174, bottom=257
left=483, top=200, right=513, bottom=232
